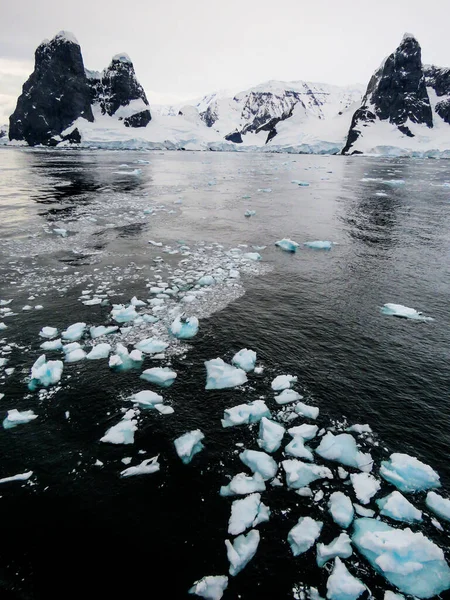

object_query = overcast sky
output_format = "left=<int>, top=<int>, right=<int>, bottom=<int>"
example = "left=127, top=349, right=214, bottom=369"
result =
left=1, top=0, right=449, bottom=123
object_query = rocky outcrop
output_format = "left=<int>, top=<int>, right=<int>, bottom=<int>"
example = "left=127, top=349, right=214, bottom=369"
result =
left=9, top=31, right=94, bottom=145
left=424, top=66, right=450, bottom=124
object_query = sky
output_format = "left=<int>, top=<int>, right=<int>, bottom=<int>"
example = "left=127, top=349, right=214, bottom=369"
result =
left=1, top=0, right=450, bottom=123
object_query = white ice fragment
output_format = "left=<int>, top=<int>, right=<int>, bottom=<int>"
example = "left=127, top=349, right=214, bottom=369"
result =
left=240, top=449, right=278, bottom=481
left=380, top=453, right=440, bottom=492
left=350, top=472, right=380, bottom=504
left=205, top=358, right=247, bottom=390
left=304, top=241, right=333, bottom=250
left=120, top=456, right=160, bottom=478
left=328, top=492, right=354, bottom=528
left=128, top=390, right=164, bottom=408
left=189, top=575, right=228, bottom=600
left=170, top=316, right=199, bottom=339
left=316, top=432, right=373, bottom=472
left=243, top=252, right=261, bottom=261
left=316, top=533, right=352, bottom=568
left=326, top=558, right=365, bottom=600
left=86, top=343, right=111, bottom=360
left=174, top=429, right=205, bottom=464
left=53, top=228, right=67, bottom=237
left=271, top=374, right=297, bottom=391
left=221, top=400, right=270, bottom=428
left=100, top=417, right=137, bottom=445
left=284, top=436, right=314, bottom=461
left=257, top=417, right=285, bottom=453
left=130, top=296, right=147, bottom=307
left=0, top=471, right=33, bottom=484
left=275, top=239, right=299, bottom=252
left=90, top=325, right=118, bottom=338
left=275, top=389, right=303, bottom=404
left=140, top=367, right=177, bottom=387
left=134, top=337, right=168, bottom=354
left=353, top=504, right=375, bottom=517
left=3, top=409, right=38, bottom=429
left=29, top=355, right=63, bottom=389
left=287, top=517, right=322, bottom=556
left=377, top=491, right=422, bottom=523
left=282, top=459, right=333, bottom=489
left=228, top=493, right=270, bottom=535
left=294, top=401, right=319, bottom=419
left=426, top=491, right=450, bottom=522
left=288, top=424, right=318, bottom=441
left=65, top=348, right=86, bottom=362
left=231, top=348, right=256, bottom=372
left=225, top=529, right=260, bottom=576
left=346, top=424, right=372, bottom=434
left=39, top=326, right=58, bottom=339
left=0, top=323, right=6, bottom=330
left=220, top=472, right=266, bottom=497
left=111, top=304, right=138, bottom=323
left=197, top=275, right=215, bottom=286
left=61, top=322, right=86, bottom=341
left=40, top=338, right=63, bottom=351
left=381, top=303, right=433, bottom=321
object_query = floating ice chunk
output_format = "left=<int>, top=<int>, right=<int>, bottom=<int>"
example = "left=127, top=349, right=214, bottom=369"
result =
left=257, top=418, right=285, bottom=453
left=225, top=529, right=260, bottom=576
left=271, top=374, right=297, bottom=391
left=352, top=517, right=450, bottom=598
left=287, top=517, right=322, bottom=556
left=304, top=241, right=333, bottom=250
left=384, top=593, right=404, bottom=600
left=189, top=575, right=228, bottom=600
left=220, top=472, right=266, bottom=497
left=83, top=298, right=102, bottom=306
left=29, top=355, right=63, bottom=389
left=53, top=228, right=67, bottom=237
left=353, top=504, right=374, bottom=517
left=0, top=323, right=6, bottom=330
left=197, top=275, right=215, bottom=286
left=350, top=472, right=380, bottom=504
left=243, top=252, right=261, bottom=261
left=86, top=343, right=111, bottom=360
left=65, top=348, right=86, bottom=362
left=129, top=390, right=164, bottom=407
left=380, top=453, right=440, bottom=492
left=285, top=436, right=314, bottom=461
left=130, top=296, right=147, bottom=307
left=62, top=322, right=86, bottom=341
left=114, top=169, right=141, bottom=176
left=288, top=424, right=318, bottom=441
left=244, top=210, right=256, bottom=217
left=120, top=456, right=160, bottom=478
left=254, top=366, right=264, bottom=374
left=317, top=533, right=352, bottom=568
left=426, top=491, right=450, bottom=522
left=328, top=492, right=354, bottom=528
left=3, top=409, right=38, bottom=429
left=316, top=432, right=373, bottom=472
left=111, top=304, right=138, bottom=323
left=294, top=401, right=319, bottom=419
left=174, top=429, right=205, bottom=464
left=40, top=338, right=63, bottom=351
left=0, top=471, right=33, bottom=484
left=205, top=358, right=247, bottom=390
left=231, top=348, right=256, bottom=372
left=326, top=558, right=365, bottom=600
left=0, top=358, right=8, bottom=367
left=282, top=460, right=333, bottom=489
left=100, top=417, right=137, bottom=445
left=228, top=493, right=270, bottom=535
left=39, top=326, right=58, bottom=339
left=0, top=300, right=12, bottom=306
left=170, top=316, right=199, bottom=339
left=142, top=314, right=158, bottom=324
left=376, top=491, right=422, bottom=523
left=275, top=389, right=303, bottom=404
left=22, top=305, right=32, bottom=311
left=292, top=180, right=310, bottom=186
left=275, top=239, right=299, bottom=253
left=90, top=325, right=118, bottom=338
left=134, top=337, right=168, bottom=354
left=140, top=367, right=177, bottom=387
left=258, top=188, right=271, bottom=193
left=221, top=400, right=270, bottom=428
left=346, top=424, right=372, bottom=434
left=240, top=449, right=278, bottom=481
left=381, top=304, right=433, bottom=322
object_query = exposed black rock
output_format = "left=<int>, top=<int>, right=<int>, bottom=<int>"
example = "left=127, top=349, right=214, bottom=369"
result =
left=9, top=32, right=94, bottom=146
left=200, top=104, right=218, bottom=128
left=424, top=66, right=450, bottom=124
left=224, top=131, right=243, bottom=143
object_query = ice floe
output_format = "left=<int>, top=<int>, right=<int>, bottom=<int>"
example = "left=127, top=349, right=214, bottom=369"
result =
left=275, top=389, right=303, bottom=404
left=287, top=517, right=322, bottom=556
left=0, top=471, right=33, bottom=484
left=380, top=453, right=440, bottom=492
left=240, top=449, right=278, bottom=480
left=61, top=322, right=86, bottom=341
left=376, top=491, right=422, bottom=523
left=120, top=456, right=160, bottom=478
left=285, top=436, right=314, bottom=461
left=140, top=366, right=177, bottom=387
left=205, top=358, right=247, bottom=390
left=304, top=241, right=333, bottom=250
left=225, top=529, right=260, bottom=576
left=128, top=390, right=164, bottom=408
left=100, top=413, right=137, bottom=445
left=90, top=325, right=119, bottom=338
left=29, top=354, right=63, bottom=389
left=271, top=374, right=297, bottom=391
left=425, top=491, right=450, bottom=522
left=257, top=417, right=285, bottom=452
left=39, top=326, right=58, bottom=339
left=316, top=432, right=373, bottom=472
left=221, top=400, right=270, bottom=428
left=282, top=460, right=333, bottom=489
left=228, top=493, right=270, bottom=535
left=381, top=303, right=433, bottom=321
left=316, top=533, right=352, bottom=568
left=174, top=429, right=205, bottom=464
left=86, top=343, right=111, bottom=360
left=3, top=409, right=38, bottom=429
left=275, top=239, right=299, bottom=252
left=189, top=575, right=228, bottom=600
left=220, top=472, right=266, bottom=497
left=170, top=315, right=199, bottom=339
left=350, top=472, right=380, bottom=505
left=328, top=492, right=354, bottom=528
left=231, top=348, right=256, bottom=372
left=134, top=337, right=168, bottom=354
left=326, top=558, right=365, bottom=600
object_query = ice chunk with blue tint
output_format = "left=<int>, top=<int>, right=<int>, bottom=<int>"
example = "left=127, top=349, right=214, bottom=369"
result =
left=304, top=241, right=333, bottom=250
left=170, top=316, right=199, bottom=339
left=326, top=558, right=365, bottom=600
left=109, top=343, right=143, bottom=371
left=426, top=491, right=450, bottom=522
left=292, top=180, right=310, bottom=186
left=86, top=343, right=111, bottom=360
left=271, top=374, right=297, bottom=391
left=381, top=304, right=433, bottom=321
left=376, top=491, right=422, bottom=523
left=243, top=252, right=261, bottom=261
left=380, top=453, right=440, bottom=492
left=275, top=389, right=303, bottom=404
left=0, top=471, right=33, bottom=484
left=53, top=228, right=68, bottom=237
left=205, top=358, right=247, bottom=390
left=328, top=492, right=354, bottom=528
left=128, top=390, right=164, bottom=407
left=111, top=304, right=138, bottom=323
left=62, top=322, right=86, bottom=341
left=244, top=210, right=256, bottom=217
left=100, top=416, right=137, bottom=445
left=316, top=432, right=373, bottom=472
left=294, top=401, right=319, bottom=419
left=288, top=424, right=318, bottom=441
left=3, top=409, right=38, bottom=429
left=275, top=239, right=299, bottom=253
left=29, top=354, right=63, bottom=390
left=384, top=593, right=404, bottom=600
left=90, top=325, right=118, bottom=338
left=174, top=429, right=205, bottom=464
left=232, top=348, right=256, bottom=372
left=353, top=504, right=374, bottom=518
left=0, top=323, right=7, bottom=330
left=189, top=575, right=228, bottom=600
left=225, top=529, right=260, bottom=576
left=350, top=472, right=380, bottom=504
left=317, top=533, right=352, bottom=567
left=64, top=346, right=86, bottom=362
left=240, top=449, right=278, bottom=481
left=40, top=338, right=63, bottom=351
left=120, top=456, right=160, bottom=478
left=142, top=314, right=158, bottom=324
left=130, top=296, right=146, bottom=307
left=221, top=400, right=270, bottom=428
left=288, top=517, right=322, bottom=556
left=346, top=424, right=372, bottom=434
left=134, top=337, right=168, bottom=354
left=285, top=436, right=314, bottom=461
left=220, top=472, right=266, bottom=497
left=39, top=326, right=58, bottom=339
left=352, top=517, right=450, bottom=598
left=198, top=275, right=215, bottom=286
left=228, top=493, right=270, bottom=535
left=141, top=366, right=177, bottom=387
left=257, top=418, right=285, bottom=453
left=282, top=459, right=333, bottom=489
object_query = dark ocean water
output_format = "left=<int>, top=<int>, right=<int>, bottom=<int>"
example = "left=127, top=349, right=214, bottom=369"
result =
left=0, top=147, right=449, bottom=600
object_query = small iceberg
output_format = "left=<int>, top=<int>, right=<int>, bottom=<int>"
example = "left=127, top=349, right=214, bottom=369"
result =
left=221, top=400, right=270, bottom=428
left=287, top=517, right=322, bottom=556
left=231, top=348, right=256, bottom=372
left=381, top=303, right=433, bottom=321
left=426, top=491, right=450, bottom=522
left=64, top=344, right=86, bottom=362
left=174, top=429, right=205, bottom=464
left=120, top=456, right=160, bottom=478
left=284, top=436, right=314, bottom=461
left=292, top=180, right=310, bottom=186
left=128, top=390, right=164, bottom=408
left=275, top=389, right=303, bottom=404
left=244, top=210, right=256, bottom=217
left=240, top=449, right=278, bottom=481
left=61, top=322, right=86, bottom=341
left=205, top=358, right=247, bottom=390
left=328, top=492, right=354, bottom=528
left=225, top=529, right=260, bottom=576
left=220, top=472, right=266, bottom=497
left=111, top=304, right=138, bottom=323
left=257, top=418, right=285, bottom=453
left=282, top=460, right=333, bottom=489
left=275, top=239, right=299, bottom=253
left=90, top=325, right=118, bottom=338
left=271, top=374, right=297, bottom=391
left=317, top=533, right=352, bottom=568
left=326, top=558, right=365, bottom=600
left=29, top=355, right=63, bottom=390
left=316, top=432, right=373, bottom=472
left=0, top=471, right=33, bottom=484
left=140, top=367, right=177, bottom=387
left=86, top=343, right=111, bottom=360
left=189, top=575, right=228, bottom=600
left=100, top=415, right=137, bottom=445
left=376, top=491, right=422, bottom=523
left=304, top=241, right=333, bottom=250
left=39, top=326, right=58, bottom=339
left=110, top=344, right=143, bottom=371
left=287, top=424, right=318, bottom=441
left=197, top=275, right=215, bottom=286
left=228, top=493, right=270, bottom=535
left=380, top=452, right=440, bottom=492
left=170, top=315, right=199, bottom=339
left=134, top=337, right=168, bottom=354
left=3, top=409, right=38, bottom=429
left=40, top=338, right=63, bottom=351
left=294, top=401, right=319, bottom=419
left=243, top=252, right=261, bottom=261
left=350, top=472, right=380, bottom=504
left=352, top=517, right=450, bottom=598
